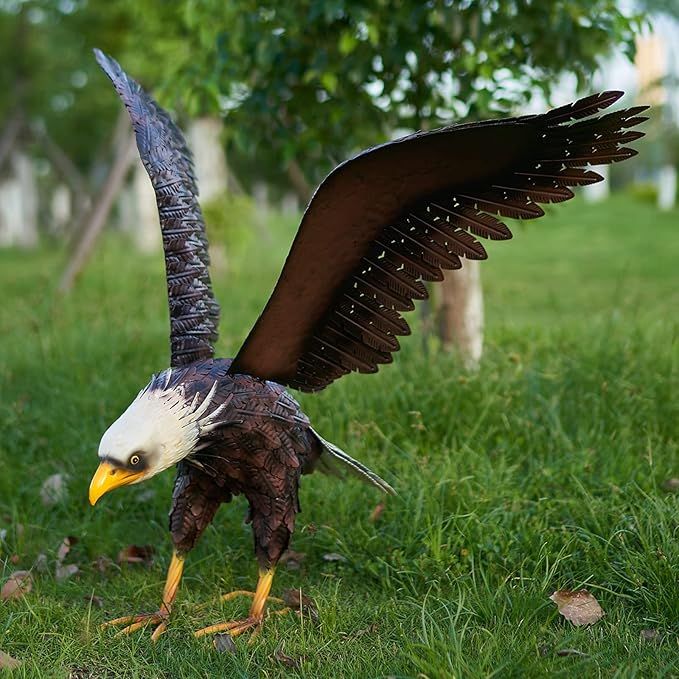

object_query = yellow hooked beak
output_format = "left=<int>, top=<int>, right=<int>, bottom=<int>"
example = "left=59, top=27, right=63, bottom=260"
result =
left=89, top=462, right=145, bottom=506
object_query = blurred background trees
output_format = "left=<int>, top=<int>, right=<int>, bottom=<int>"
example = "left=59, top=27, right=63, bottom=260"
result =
left=1, top=0, right=674, bottom=362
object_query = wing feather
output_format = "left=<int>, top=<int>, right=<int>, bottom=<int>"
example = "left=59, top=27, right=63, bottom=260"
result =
left=94, top=49, right=220, bottom=367
left=228, top=92, right=646, bottom=391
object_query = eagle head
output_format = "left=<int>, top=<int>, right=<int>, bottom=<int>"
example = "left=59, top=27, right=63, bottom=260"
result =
left=88, top=369, right=224, bottom=505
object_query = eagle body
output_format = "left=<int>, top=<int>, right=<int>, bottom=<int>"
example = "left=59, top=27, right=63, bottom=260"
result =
left=88, top=49, right=647, bottom=641
left=157, top=359, right=316, bottom=565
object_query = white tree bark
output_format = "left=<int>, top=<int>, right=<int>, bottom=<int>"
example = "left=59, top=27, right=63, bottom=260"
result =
left=582, top=164, right=610, bottom=203
left=438, top=260, right=484, bottom=369
left=50, top=184, right=72, bottom=234
left=132, top=158, right=161, bottom=253
left=0, top=152, right=38, bottom=248
left=657, top=164, right=677, bottom=211
left=187, top=117, right=228, bottom=202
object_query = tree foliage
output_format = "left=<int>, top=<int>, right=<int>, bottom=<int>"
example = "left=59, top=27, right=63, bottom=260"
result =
left=1, top=0, right=645, bottom=187
left=150, top=0, right=644, bottom=187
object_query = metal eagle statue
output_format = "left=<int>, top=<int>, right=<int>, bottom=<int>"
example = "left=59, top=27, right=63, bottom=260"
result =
left=88, top=49, right=647, bottom=641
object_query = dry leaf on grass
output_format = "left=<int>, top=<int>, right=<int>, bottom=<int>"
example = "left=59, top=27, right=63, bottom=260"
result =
left=93, top=556, right=113, bottom=573
left=662, top=478, right=679, bottom=492
left=56, top=536, right=78, bottom=564
left=322, top=552, right=347, bottom=563
left=55, top=536, right=80, bottom=582
left=56, top=564, right=80, bottom=582
left=1, top=571, right=32, bottom=601
left=213, top=633, right=237, bottom=654
left=34, top=554, right=48, bottom=573
left=0, top=650, right=21, bottom=670
left=84, top=593, right=104, bottom=608
left=549, top=589, right=604, bottom=626
left=135, top=488, right=156, bottom=503
left=340, top=623, right=379, bottom=640
left=282, top=589, right=319, bottom=623
left=369, top=502, right=385, bottom=522
left=640, top=629, right=662, bottom=643
left=273, top=643, right=303, bottom=669
left=40, top=474, right=68, bottom=507
left=556, top=648, right=589, bottom=658
left=117, top=545, right=155, bottom=567
left=279, top=549, right=306, bottom=570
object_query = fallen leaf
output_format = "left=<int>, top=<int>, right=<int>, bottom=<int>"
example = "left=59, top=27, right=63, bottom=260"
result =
left=282, top=589, right=319, bottom=623
left=56, top=564, right=80, bottom=582
left=1, top=571, right=32, bottom=601
left=93, top=556, right=113, bottom=573
left=56, top=536, right=78, bottom=564
left=213, top=633, right=237, bottom=654
left=279, top=550, right=306, bottom=571
left=34, top=554, right=48, bottom=573
left=662, top=478, right=679, bottom=492
left=322, top=552, right=347, bottom=563
left=0, top=650, right=21, bottom=670
left=640, top=628, right=662, bottom=643
left=549, top=589, right=604, bottom=627
left=135, top=488, right=156, bottom=503
left=84, top=593, right=104, bottom=608
left=40, top=473, right=68, bottom=506
left=273, top=643, right=302, bottom=669
left=369, top=502, right=385, bottom=523
left=9, top=555, right=19, bottom=565
left=556, top=648, right=589, bottom=658
left=340, top=623, right=379, bottom=640
left=117, top=545, right=155, bottom=567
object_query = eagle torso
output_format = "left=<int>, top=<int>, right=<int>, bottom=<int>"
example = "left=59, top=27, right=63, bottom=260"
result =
left=159, top=359, right=321, bottom=565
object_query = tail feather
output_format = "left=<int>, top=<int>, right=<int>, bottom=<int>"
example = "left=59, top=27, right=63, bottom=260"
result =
left=310, top=428, right=395, bottom=495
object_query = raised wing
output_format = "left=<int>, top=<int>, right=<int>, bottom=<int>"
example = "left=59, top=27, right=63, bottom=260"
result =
left=230, top=91, right=646, bottom=391
left=95, top=49, right=220, bottom=367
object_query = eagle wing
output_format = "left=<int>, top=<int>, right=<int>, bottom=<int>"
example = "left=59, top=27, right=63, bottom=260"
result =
left=95, top=49, right=220, bottom=367
left=229, top=91, right=646, bottom=391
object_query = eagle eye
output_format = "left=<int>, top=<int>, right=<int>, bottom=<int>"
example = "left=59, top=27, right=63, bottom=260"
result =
left=128, top=453, right=142, bottom=467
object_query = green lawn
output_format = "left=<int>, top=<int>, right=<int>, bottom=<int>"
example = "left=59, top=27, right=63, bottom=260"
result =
left=0, top=195, right=677, bottom=678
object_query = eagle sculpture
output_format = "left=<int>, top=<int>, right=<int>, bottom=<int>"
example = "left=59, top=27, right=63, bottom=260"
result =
left=88, top=49, right=646, bottom=641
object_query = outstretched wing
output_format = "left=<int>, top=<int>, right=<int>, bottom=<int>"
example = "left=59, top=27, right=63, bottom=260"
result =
left=95, top=49, right=220, bottom=367
left=229, top=91, right=646, bottom=391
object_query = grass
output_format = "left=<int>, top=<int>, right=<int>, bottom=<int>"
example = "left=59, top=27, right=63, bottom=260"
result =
left=0, top=194, right=677, bottom=678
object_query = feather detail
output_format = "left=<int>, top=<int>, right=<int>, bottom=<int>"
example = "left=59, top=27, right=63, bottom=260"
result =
left=310, top=428, right=395, bottom=495
left=94, top=49, right=219, bottom=367
left=225, top=90, right=647, bottom=391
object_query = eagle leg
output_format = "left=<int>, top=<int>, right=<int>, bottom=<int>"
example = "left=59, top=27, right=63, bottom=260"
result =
left=194, top=567, right=282, bottom=640
left=101, top=550, right=185, bottom=641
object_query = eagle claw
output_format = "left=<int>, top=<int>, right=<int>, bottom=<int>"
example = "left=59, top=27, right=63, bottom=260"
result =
left=194, top=615, right=263, bottom=641
left=101, top=610, right=170, bottom=641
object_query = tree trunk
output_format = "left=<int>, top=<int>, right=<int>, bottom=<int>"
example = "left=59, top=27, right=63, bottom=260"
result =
left=0, top=152, right=39, bottom=248
left=33, top=125, right=90, bottom=229
left=50, top=184, right=72, bottom=234
left=657, top=164, right=677, bottom=211
left=132, top=157, right=161, bottom=253
left=437, top=260, right=484, bottom=369
left=582, top=164, right=610, bottom=203
left=286, top=159, right=312, bottom=205
left=187, top=117, right=228, bottom=202
left=0, top=115, right=22, bottom=173
left=59, top=135, right=136, bottom=292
